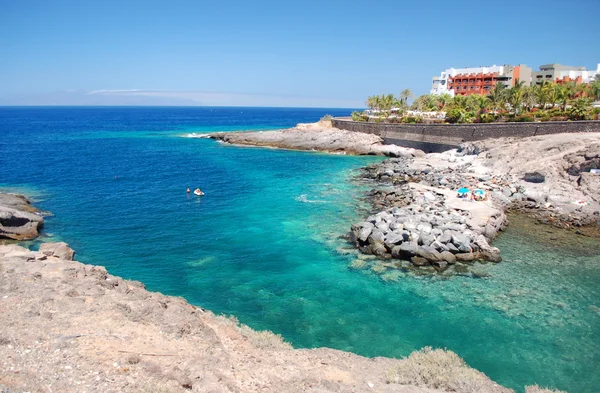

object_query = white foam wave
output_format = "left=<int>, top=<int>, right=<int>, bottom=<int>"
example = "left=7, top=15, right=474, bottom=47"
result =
left=295, top=194, right=327, bottom=203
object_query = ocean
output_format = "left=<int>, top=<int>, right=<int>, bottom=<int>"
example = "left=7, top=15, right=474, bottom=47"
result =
left=1, top=106, right=599, bottom=393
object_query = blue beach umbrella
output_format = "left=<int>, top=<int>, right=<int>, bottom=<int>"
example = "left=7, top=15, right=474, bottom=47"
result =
left=457, top=187, right=470, bottom=195
left=474, top=189, right=485, bottom=197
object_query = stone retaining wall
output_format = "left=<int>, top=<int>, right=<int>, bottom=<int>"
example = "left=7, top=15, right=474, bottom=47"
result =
left=332, top=118, right=600, bottom=150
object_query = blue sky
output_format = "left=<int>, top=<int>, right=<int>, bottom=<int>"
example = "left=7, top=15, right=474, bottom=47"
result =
left=1, top=0, right=599, bottom=107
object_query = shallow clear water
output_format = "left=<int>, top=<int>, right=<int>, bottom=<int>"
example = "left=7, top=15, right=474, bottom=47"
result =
left=1, top=107, right=598, bottom=393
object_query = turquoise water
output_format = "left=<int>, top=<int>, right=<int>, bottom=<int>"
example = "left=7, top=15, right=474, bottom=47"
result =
left=1, top=107, right=598, bottom=393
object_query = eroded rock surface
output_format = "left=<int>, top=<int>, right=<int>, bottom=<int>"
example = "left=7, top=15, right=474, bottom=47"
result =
left=191, top=120, right=423, bottom=158
left=351, top=132, right=600, bottom=271
left=0, top=244, right=512, bottom=393
left=0, top=193, right=44, bottom=240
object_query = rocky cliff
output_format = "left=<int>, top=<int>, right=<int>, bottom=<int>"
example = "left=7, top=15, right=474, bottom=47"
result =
left=0, top=193, right=44, bottom=241
left=0, top=243, right=516, bottom=393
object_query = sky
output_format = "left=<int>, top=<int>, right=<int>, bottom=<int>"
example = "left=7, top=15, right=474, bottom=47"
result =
left=1, top=0, right=599, bottom=107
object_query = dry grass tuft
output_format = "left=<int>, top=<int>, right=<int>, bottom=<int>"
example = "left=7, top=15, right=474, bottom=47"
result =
left=238, top=325, right=293, bottom=351
left=215, top=315, right=292, bottom=351
left=525, top=385, right=568, bottom=393
left=387, top=347, right=509, bottom=393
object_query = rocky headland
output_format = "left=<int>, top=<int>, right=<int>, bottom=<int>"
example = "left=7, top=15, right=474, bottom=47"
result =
left=191, top=120, right=423, bottom=158
left=1, top=242, right=518, bottom=393
left=350, top=132, right=600, bottom=272
left=0, top=193, right=45, bottom=241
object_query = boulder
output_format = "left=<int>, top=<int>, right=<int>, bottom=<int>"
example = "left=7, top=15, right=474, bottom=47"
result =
left=439, top=251, right=457, bottom=264
left=455, top=252, right=480, bottom=262
left=416, top=222, right=432, bottom=234
left=483, top=223, right=498, bottom=240
left=445, top=242, right=460, bottom=254
left=523, top=172, right=545, bottom=183
left=384, top=232, right=404, bottom=247
left=39, top=242, right=75, bottom=261
left=369, top=242, right=388, bottom=257
left=431, top=240, right=449, bottom=252
left=394, top=241, right=418, bottom=258
left=418, top=234, right=435, bottom=247
left=368, top=229, right=385, bottom=245
left=458, top=243, right=473, bottom=253
left=375, top=221, right=390, bottom=233
left=480, top=248, right=502, bottom=263
left=358, top=223, right=374, bottom=242
left=416, top=246, right=442, bottom=262
left=0, top=206, right=44, bottom=241
left=411, top=256, right=430, bottom=266
left=451, top=234, right=471, bottom=252
left=437, top=230, right=453, bottom=245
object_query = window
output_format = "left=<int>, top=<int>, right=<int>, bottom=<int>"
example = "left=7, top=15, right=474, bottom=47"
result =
left=546, top=75, right=552, bottom=78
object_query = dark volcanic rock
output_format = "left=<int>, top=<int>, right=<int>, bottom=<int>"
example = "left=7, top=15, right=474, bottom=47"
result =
left=522, top=172, right=545, bottom=183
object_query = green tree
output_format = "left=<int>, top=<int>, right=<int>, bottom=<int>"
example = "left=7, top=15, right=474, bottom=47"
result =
left=522, top=86, right=538, bottom=112
left=435, top=93, right=453, bottom=110
left=558, top=82, right=576, bottom=111
left=508, top=80, right=525, bottom=115
left=534, top=82, right=551, bottom=109
left=568, top=98, right=593, bottom=120
left=488, top=83, right=508, bottom=113
left=398, top=89, right=413, bottom=107
left=410, top=94, right=437, bottom=112
left=589, top=80, right=600, bottom=101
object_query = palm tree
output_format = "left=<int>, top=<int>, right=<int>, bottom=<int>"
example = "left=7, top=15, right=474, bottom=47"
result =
left=522, top=86, right=538, bottom=112
left=398, top=89, right=413, bottom=107
left=547, top=83, right=561, bottom=108
left=568, top=98, right=593, bottom=120
left=410, top=94, right=438, bottom=112
left=467, top=94, right=490, bottom=114
left=381, top=93, right=395, bottom=118
left=558, top=82, right=576, bottom=111
left=589, top=80, right=600, bottom=101
left=488, top=83, right=508, bottom=113
left=534, top=82, right=550, bottom=109
left=506, top=80, right=526, bottom=115
left=436, top=93, right=453, bottom=111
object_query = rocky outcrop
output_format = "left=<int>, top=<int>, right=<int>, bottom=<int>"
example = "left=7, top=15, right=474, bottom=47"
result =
left=350, top=132, right=600, bottom=272
left=187, top=120, right=423, bottom=158
left=0, top=193, right=44, bottom=240
left=470, top=133, right=600, bottom=229
left=0, top=243, right=514, bottom=393
left=38, top=242, right=75, bottom=260
left=351, top=177, right=505, bottom=270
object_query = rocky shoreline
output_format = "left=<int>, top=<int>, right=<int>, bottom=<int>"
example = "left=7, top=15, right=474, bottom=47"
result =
left=1, top=192, right=571, bottom=392
left=191, top=122, right=600, bottom=272
left=0, top=193, right=45, bottom=241
left=189, top=120, right=424, bottom=158
left=1, top=240, right=515, bottom=393
left=348, top=132, right=599, bottom=272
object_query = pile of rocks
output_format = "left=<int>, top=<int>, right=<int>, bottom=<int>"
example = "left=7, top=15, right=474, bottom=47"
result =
left=350, top=189, right=503, bottom=270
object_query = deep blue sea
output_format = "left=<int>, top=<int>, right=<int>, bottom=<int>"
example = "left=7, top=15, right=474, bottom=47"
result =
left=1, top=107, right=599, bottom=393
